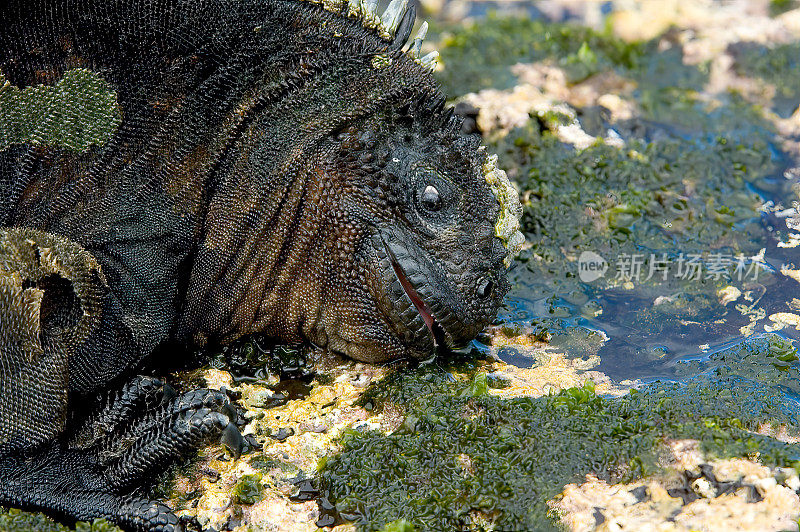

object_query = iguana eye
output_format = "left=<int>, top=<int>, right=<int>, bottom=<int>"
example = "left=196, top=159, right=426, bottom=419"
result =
left=421, top=185, right=442, bottom=211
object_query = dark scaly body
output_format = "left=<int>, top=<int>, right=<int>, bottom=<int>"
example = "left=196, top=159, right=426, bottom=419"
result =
left=0, top=0, right=523, bottom=530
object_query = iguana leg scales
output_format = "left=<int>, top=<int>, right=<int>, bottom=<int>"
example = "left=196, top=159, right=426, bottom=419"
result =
left=1, top=380, right=242, bottom=532
left=68, top=376, right=176, bottom=450
left=0, top=441, right=184, bottom=532
left=102, top=387, right=243, bottom=490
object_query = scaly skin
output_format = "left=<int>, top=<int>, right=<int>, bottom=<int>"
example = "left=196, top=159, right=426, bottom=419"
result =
left=0, top=0, right=522, bottom=529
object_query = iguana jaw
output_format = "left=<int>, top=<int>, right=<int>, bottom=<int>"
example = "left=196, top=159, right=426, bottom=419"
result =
left=385, top=241, right=446, bottom=349
left=376, top=229, right=503, bottom=358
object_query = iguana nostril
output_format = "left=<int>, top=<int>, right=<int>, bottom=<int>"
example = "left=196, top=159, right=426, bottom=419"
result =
left=477, top=277, right=493, bottom=299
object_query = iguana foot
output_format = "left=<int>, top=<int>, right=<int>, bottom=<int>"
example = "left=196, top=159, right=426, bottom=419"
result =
left=0, top=376, right=242, bottom=532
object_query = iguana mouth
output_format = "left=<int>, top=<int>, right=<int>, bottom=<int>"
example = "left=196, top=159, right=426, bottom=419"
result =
left=383, top=241, right=448, bottom=349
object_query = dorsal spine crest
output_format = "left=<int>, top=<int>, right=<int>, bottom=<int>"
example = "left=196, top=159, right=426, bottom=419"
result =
left=295, top=0, right=438, bottom=71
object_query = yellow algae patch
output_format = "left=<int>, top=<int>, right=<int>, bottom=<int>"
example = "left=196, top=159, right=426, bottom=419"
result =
left=462, top=63, right=636, bottom=139
left=765, top=312, right=800, bottom=332
left=488, top=354, right=632, bottom=399
left=172, top=364, right=390, bottom=531
left=717, top=285, right=742, bottom=306
left=488, top=327, right=545, bottom=349
left=483, top=322, right=630, bottom=398
left=243, top=498, right=322, bottom=532
left=168, top=441, right=271, bottom=530
left=245, top=372, right=392, bottom=468
left=483, top=153, right=524, bottom=263
left=553, top=476, right=684, bottom=532
left=664, top=439, right=705, bottom=472
left=781, top=265, right=800, bottom=283
left=202, top=368, right=236, bottom=390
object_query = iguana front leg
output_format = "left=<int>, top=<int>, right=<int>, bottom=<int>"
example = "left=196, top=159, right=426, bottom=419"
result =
left=0, top=229, right=242, bottom=531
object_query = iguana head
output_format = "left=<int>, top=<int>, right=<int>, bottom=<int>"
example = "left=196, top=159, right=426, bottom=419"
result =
left=182, top=0, right=523, bottom=361
left=315, top=106, right=524, bottom=361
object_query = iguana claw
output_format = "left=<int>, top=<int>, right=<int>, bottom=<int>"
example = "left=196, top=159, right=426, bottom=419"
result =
left=221, top=421, right=245, bottom=459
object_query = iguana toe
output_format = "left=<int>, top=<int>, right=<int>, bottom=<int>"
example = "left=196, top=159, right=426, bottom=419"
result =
left=221, top=419, right=245, bottom=459
left=117, top=500, right=183, bottom=532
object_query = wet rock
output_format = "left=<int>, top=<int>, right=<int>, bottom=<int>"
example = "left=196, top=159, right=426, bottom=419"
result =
left=553, top=444, right=800, bottom=531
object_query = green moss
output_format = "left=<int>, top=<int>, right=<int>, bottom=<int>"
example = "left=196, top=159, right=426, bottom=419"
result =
left=0, top=509, right=122, bottom=532
left=319, top=335, right=800, bottom=531
left=433, top=14, right=714, bottom=103
left=249, top=455, right=283, bottom=471
left=674, top=334, right=800, bottom=390
left=498, top=122, right=770, bottom=282
left=0, top=69, right=120, bottom=152
left=149, top=458, right=205, bottom=509
left=769, top=0, right=798, bottom=17
left=381, top=519, right=417, bottom=532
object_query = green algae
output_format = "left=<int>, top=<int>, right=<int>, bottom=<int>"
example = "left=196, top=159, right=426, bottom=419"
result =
left=434, top=15, right=646, bottom=96
left=318, top=335, right=800, bottom=531
left=232, top=473, right=264, bottom=505
left=0, top=509, right=122, bottom=532
left=434, top=15, right=712, bottom=103
left=0, top=69, right=120, bottom=152
left=149, top=455, right=206, bottom=509
left=498, top=121, right=771, bottom=280
left=770, top=0, right=798, bottom=16
left=674, top=334, right=800, bottom=390
left=732, top=41, right=800, bottom=116
left=381, top=519, right=416, bottom=532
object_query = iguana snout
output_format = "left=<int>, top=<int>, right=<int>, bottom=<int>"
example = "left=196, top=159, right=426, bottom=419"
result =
left=380, top=227, right=508, bottom=356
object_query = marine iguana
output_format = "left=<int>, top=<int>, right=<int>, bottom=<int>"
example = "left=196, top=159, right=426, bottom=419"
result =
left=0, top=0, right=524, bottom=530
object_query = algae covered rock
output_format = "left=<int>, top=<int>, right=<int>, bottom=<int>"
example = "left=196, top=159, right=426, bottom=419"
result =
left=317, top=335, right=800, bottom=531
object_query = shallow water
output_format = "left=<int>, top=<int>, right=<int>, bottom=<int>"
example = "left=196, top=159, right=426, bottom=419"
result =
left=494, top=153, right=798, bottom=383
left=441, top=9, right=800, bottom=386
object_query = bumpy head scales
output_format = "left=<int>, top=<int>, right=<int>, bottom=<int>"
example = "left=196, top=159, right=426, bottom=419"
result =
left=307, top=0, right=523, bottom=270
left=483, top=154, right=524, bottom=266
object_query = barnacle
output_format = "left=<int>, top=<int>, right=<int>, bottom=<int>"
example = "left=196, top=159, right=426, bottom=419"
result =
left=483, top=153, right=524, bottom=265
